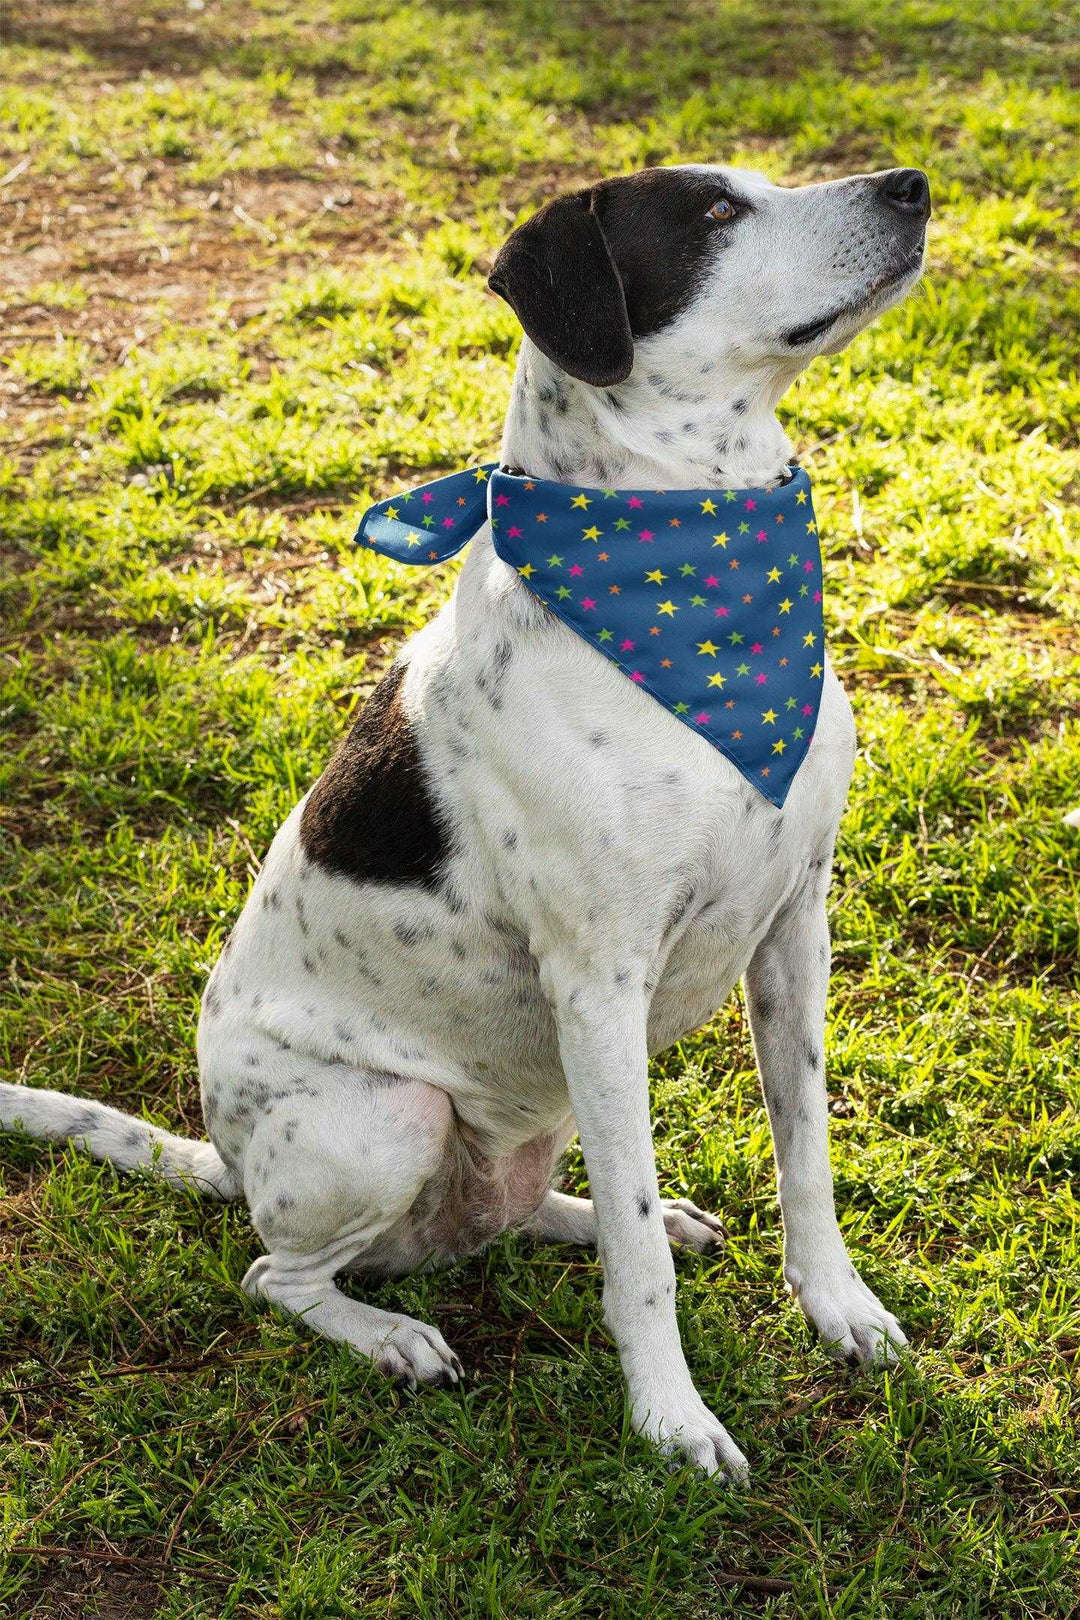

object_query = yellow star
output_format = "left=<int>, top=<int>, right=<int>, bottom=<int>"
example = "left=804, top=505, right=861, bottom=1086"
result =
left=473, top=466, right=489, bottom=482
left=657, top=599, right=678, bottom=616
left=712, top=533, right=729, bottom=549
left=385, top=505, right=399, bottom=519
left=700, top=497, right=718, bottom=515
left=571, top=493, right=591, bottom=509
left=518, top=562, right=536, bottom=579
left=766, top=567, right=782, bottom=583
left=803, top=631, right=817, bottom=647
left=806, top=520, right=817, bottom=533
left=761, top=709, right=777, bottom=725
left=696, top=639, right=719, bottom=657
left=582, top=525, right=602, bottom=541
left=405, top=532, right=421, bottom=547
left=795, top=489, right=807, bottom=504
left=707, top=672, right=727, bottom=688
left=644, top=569, right=668, bottom=584
left=772, top=737, right=787, bottom=754
left=810, top=661, right=823, bottom=678
left=778, top=597, right=793, bottom=614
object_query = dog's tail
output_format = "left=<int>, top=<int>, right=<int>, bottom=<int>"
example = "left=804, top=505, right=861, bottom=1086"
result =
left=0, top=1083, right=241, bottom=1200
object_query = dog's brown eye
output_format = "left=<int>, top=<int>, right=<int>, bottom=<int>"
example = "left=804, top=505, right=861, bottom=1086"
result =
left=707, top=198, right=736, bottom=222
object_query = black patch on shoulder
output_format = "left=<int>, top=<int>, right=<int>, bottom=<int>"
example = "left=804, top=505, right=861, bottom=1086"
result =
left=300, top=661, right=449, bottom=888
left=637, top=1192, right=652, bottom=1219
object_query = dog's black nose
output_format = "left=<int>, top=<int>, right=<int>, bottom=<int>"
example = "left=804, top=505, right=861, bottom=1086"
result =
left=878, top=168, right=931, bottom=220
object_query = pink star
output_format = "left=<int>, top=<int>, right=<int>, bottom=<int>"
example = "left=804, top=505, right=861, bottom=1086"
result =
left=569, top=563, right=584, bottom=577
left=756, top=529, right=768, bottom=542
left=630, top=670, right=645, bottom=682
left=802, top=703, right=813, bottom=715
left=620, top=638, right=635, bottom=651
left=751, top=642, right=764, bottom=655
left=581, top=597, right=597, bottom=610
left=813, top=589, right=822, bottom=603
left=804, top=558, right=814, bottom=572
left=495, top=493, right=510, bottom=507
left=628, top=496, right=644, bottom=509
left=507, top=524, right=522, bottom=537
left=744, top=498, right=756, bottom=511
left=421, top=492, right=433, bottom=503
left=704, top=574, right=720, bottom=587
left=694, top=712, right=709, bottom=724
left=755, top=673, right=767, bottom=685
left=714, top=605, right=730, bottom=618
left=441, top=516, right=455, bottom=528
left=638, top=529, right=654, bottom=542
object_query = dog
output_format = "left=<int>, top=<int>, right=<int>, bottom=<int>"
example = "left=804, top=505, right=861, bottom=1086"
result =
left=1, top=161, right=931, bottom=1479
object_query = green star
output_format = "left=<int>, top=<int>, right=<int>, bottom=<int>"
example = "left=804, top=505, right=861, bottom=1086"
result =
left=724, top=490, right=737, bottom=503
left=728, top=631, right=744, bottom=645
left=601, top=488, right=618, bottom=499
left=679, top=563, right=696, bottom=577
left=614, top=517, right=631, bottom=530
left=674, top=701, right=690, bottom=714
left=422, top=515, right=435, bottom=527
left=788, top=552, right=799, bottom=566
left=793, top=725, right=804, bottom=740
left=785, top=696, right=797, bottom=709
left=689, top=594, right=706, bottom=607
left=738, top=521, right=750, bottom=534
left=799, top=583, right=809, bottom=596
left=556, top=585, right=571, bottom=600
left=736, top=661, right=751, bottom=676
left=546, top=554, right=564, bottom=568
left=598, top=627, right=613, bottom=641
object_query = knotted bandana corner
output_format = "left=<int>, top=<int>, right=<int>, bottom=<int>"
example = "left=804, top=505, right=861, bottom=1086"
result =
left=354, top=463, right=825, bottom=808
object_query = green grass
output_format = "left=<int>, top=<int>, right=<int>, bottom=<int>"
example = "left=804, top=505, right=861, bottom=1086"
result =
left=1, top=1, right=1078, bottom=1615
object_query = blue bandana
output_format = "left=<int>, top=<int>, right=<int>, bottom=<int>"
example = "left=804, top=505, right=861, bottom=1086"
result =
left=355, top=464, right=824, bottom=807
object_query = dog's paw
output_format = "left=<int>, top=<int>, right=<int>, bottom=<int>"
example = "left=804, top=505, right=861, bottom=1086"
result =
left=370, top=1315, right=466, bottom=1391
left=632, top=1387, right=749, bottom=1481
left=661, top=1197, right=726, bottom=1253
left=786, top=1260, right=907, bottom=1366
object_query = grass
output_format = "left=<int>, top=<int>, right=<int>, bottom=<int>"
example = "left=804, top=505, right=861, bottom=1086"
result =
left=1, top=0, right=1078, bottom=1615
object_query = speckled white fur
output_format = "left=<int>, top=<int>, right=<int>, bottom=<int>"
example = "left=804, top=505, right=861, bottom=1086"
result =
left=1, top=164, right=924, bottom=1479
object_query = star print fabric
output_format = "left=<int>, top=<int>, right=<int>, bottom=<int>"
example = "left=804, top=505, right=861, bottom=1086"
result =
left=355, top=464, right=825, bottom=807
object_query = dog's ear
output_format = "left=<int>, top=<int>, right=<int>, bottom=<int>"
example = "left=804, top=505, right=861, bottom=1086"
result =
left=488, top=191, right=633, bottom=388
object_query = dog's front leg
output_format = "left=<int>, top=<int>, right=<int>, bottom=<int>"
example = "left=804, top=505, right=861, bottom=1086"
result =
left=745, top=887, right=908, bottom=1364
left=545, top=967, right=747, bottom=1479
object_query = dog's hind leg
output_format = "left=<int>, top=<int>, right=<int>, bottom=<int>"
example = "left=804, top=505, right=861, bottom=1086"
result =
left=523, top=1189, right=726, bottom=1253
left=239, top=1062, right=463, bottom=1388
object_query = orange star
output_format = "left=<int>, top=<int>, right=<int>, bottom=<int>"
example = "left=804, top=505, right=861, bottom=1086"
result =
left=598, top=551, right=610, bottom=561
left=729, top=558, right=740, bottom=569
left=669, top=517, right=681, bottom=527
left=742, top=593, right=753, bottom=603
left=649, top=625, right=662, bottom=635
left=535, top=512, right=548, bottom=523
left=609, top=584, right=621, bottom=594
left=732, top=729, right=743, bottom=739
left=661, top=657, right=673, bottom=668
left=524, top=481, right=535, bottom=490
left=457, top=496, right=467, bottom=505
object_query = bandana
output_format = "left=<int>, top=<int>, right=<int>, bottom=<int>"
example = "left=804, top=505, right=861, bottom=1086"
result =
left=355, top=464, right=824, bottom=807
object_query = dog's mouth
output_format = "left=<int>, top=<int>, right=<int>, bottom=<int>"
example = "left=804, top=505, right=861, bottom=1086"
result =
left=783, top=248, right=925, bottom=348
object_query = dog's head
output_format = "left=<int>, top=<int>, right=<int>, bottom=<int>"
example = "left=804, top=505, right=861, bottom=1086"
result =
left=488, top=164, right=930, bottom=389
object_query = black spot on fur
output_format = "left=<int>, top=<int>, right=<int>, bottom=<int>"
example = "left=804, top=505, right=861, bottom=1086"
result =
left=393, top=918, right=435, bottom=948
left=732, top=398, right=746, bottom=414
left=637, top=1192, right=651, bottom=1219
left=756, top=996, right=775, bottom=1022
left=805, top=1044, right=821, bottom=1070
left=300, top=661, right=449, bottom=889
left=502, top=829, right=518, bottom=851
left=589, top=731, right=608, bottom=748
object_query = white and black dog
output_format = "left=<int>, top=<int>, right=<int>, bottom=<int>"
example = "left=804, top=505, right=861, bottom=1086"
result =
left=1, top=162, right=931, bottom=1478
